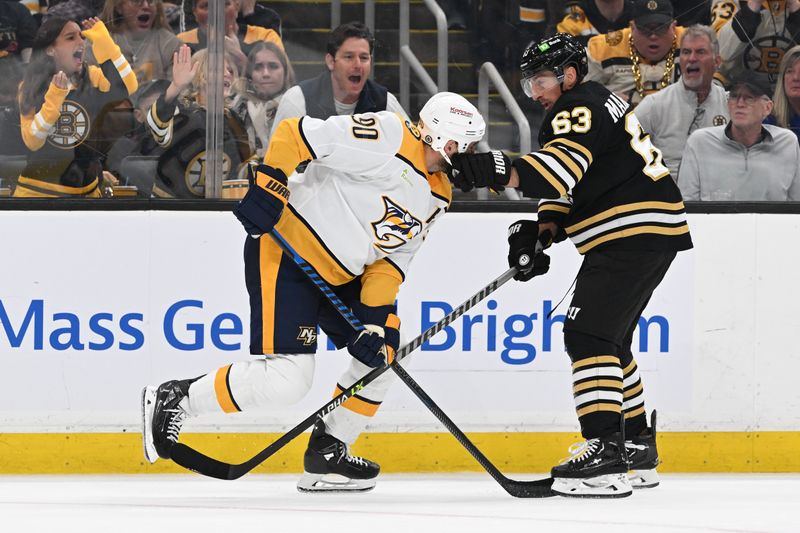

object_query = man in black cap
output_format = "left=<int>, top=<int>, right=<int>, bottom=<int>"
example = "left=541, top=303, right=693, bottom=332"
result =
left=679, top=74, right=800, bottom=200
left=585, top=0, right=683, bottom=106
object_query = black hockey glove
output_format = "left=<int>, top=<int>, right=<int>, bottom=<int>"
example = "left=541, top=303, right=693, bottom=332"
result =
left=507, top=220, right=551, bottom=282
left=233, top=163, right=289, bottom=238
left=449, top=150, right=511, bottom=193
left=347, top=303, right=401, bottom=368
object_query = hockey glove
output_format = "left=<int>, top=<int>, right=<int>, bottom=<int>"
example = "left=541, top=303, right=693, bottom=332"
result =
left=449, top=150, right=511, bottom=193
left=347, top=303, right=401, bottom=368
left=508, top=220, right=551, bottom=282
left=233, top=163, right=289, bottom=237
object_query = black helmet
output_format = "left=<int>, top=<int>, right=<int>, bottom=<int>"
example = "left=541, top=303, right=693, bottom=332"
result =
left=520, top=33, right=588, bottom=95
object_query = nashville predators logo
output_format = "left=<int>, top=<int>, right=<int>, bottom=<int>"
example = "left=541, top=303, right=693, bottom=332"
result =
left=297, top=326, right=317, bottom=346
left=48, top=100, right=89, bottom=149
left=371, top=196, right=422, bottom=252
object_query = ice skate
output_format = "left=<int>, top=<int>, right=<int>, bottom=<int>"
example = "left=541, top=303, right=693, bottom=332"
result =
left=626, top=410, right=660, bottom=489
left=141, top=379, right=192, bottom=463
left=551, top=432, right=632, bottom=498
left=297, top=419, right=380, bottom=493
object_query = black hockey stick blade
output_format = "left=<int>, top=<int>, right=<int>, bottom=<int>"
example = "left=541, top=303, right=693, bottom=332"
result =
left=168, top=267, right=519, bottom=479
left=390, top=362, right=555, bottom=498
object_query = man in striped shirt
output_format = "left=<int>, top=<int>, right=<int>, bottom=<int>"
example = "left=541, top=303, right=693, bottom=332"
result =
left=449, top=32, right=693, bottom=499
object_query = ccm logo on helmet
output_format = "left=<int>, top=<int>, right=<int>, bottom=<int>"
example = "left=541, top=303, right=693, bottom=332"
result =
left=450, top=106, right=473, bottom=118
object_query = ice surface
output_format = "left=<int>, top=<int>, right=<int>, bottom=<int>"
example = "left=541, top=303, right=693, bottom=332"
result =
left=0, top=473, right=797, bottom=533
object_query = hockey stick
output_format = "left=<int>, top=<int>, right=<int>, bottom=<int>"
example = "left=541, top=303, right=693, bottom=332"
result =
left=268, top=229, right=553, bottom=498
left=169, top=230, right=518, bottom=481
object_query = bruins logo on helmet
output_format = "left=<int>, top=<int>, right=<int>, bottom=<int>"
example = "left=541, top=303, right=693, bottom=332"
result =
left=371, top=196, right=422, bottom=252
left=48, top=100, right=89, bottom=149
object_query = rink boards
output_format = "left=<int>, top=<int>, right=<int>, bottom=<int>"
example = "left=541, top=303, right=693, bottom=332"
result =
left=0, top=210, right=798, bottom=473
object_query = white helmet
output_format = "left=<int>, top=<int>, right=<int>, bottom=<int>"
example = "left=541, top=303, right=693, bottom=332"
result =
left=418, top=92, right=485, bottom=163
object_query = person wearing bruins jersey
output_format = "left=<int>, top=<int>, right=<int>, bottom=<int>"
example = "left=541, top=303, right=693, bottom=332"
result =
left=713, top=0, right=800, bottom=91
left=15, top=16, right=137, bottom=197
left=177, top=0, right=284, bottom=58
left=556, top=0, right=634, bottom=45
left=449, top=33, right=692, bottom=499
left=142, top=92, right=486, bottom=493
left=585, top=0, right=684, bottom=106
left=146, top=45, right=252, bottom=198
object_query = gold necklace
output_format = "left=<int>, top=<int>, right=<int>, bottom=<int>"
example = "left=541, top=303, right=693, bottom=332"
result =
left=629, top=33, right=676, bottom=99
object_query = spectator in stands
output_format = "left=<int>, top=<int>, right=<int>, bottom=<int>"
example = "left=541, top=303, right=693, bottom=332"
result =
left=1, top=0, right=37, bottom=62
left=0, top=57, right=26, bottom=159
left=177, top=0, right=283, bottom=57
left=14, top=16, right=138, bottom=198
left=716, top=0, right=800, bottom=91
left=635, top=25, right=729, bottom=179
left=678, top=76, right=800, bottom=200
left=231, top=41, right=294, bottom=158
left=43, top=0, right=103, bottom=22
left=586, top=0, right=683, bottom=106
left=272, top=21, right=405, bottom=134
left=105, top=77, right=167, bottom=185
left=238, top=0, right=281, bottom=34
left=146, top=45, right=252, bottom=198
left=766, top=44, right=800, bottom=142
left=556, top=0, right=634, bottom=45
left=87, top=0, right=182, bottom=83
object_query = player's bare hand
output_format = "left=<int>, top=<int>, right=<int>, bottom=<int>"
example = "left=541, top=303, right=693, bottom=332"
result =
left=788, top=0, right=800, bottom=14
left=102, top=170, right=120, bottom=186
left=52, top=71, right=69, bottom=89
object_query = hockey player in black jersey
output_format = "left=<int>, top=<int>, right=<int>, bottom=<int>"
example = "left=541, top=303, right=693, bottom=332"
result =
left=449, top=33, right=693, bottom=498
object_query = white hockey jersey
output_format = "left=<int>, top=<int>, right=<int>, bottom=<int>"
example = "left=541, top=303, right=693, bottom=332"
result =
left=262, top=111, right=452, bottom=306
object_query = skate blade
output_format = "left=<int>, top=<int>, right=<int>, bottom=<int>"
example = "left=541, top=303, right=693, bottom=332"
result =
left=552, top=473, right=633, bottom=498
left=297, top=472, right=376, bottom=493
left=630, top=468, right=660, bottom=489
left=141, top=386, right=158, bottom=464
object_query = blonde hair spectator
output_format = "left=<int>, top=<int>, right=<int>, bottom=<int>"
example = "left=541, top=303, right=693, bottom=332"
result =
left=771, top=45, right=800, bottom=136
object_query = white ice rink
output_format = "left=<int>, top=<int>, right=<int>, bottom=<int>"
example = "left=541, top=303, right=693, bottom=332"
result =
left=0, top=473, right=797, bottom=533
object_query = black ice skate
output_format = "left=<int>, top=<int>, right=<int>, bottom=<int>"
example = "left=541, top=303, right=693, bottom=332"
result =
left=141, top=379, right=192, bottom=463
left=551, top=432, right=632, bottom=498
left=297, top=419, right=380, bottom=493
left=626, top=410, right=660, bottom=489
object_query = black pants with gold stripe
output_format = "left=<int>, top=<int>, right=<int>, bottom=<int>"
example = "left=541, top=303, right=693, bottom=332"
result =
left=562, top=249, right=677, bottom=439
left=244, top=235, right=361, bottom=355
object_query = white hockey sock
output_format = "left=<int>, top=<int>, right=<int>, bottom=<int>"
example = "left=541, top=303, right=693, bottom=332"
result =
left=185, top=353, right=315, bottom=416
left=323, top=355, right=411, bottom=444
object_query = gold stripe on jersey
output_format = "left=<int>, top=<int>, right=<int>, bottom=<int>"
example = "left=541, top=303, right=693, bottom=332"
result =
left=567, top=201, right=686, bottom=233
left=258, top=236, right=283, bottom=354
left=519, top=6, right=545, bottom=22
left=572, top=356, right=623, bottom=415
left=273, top=205, right=356, bottom=287
left=361, top=258, right=404, bottom=307
left=540, top=145, right=584, bottom=181
left=395, top=117, right=429, bottom=178
left=264, top=117, right=314, bottom=177
left=575, top=224, right=690, bottom=254
left=334, top=384, right=381, bottom=417
left=519, top=154, right=569, bottom=197
left=539, top=199, right=571, bottom=215
left=573, top=379, right=624, bottom=394
left=545, top=138, right=593, bottom=166
left=13, top=176, right=101, bottom=198
left=214, top=364, right=241, bottom=413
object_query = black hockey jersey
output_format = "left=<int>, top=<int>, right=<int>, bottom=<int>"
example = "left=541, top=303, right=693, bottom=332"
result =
left=512, top=80, right=693, bottom=254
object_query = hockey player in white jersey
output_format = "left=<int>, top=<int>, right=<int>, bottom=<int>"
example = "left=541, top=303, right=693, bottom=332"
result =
left=141, top=92, right=485, bottom=492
